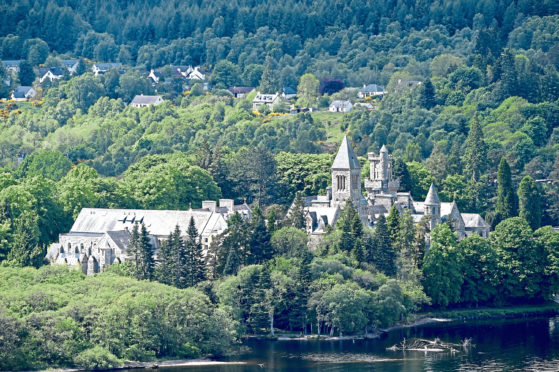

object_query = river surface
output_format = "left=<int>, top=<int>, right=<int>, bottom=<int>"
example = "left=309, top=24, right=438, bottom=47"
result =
left=135, top=316, right=559, bottom=371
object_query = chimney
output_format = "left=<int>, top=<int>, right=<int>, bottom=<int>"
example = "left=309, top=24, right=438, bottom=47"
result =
left=219, top=199, right=234, bottom=213
left=202, top=200, right=217, bottom=212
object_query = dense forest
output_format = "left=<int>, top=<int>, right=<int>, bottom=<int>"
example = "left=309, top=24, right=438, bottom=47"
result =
left=1, top=0, right=559, bottom=370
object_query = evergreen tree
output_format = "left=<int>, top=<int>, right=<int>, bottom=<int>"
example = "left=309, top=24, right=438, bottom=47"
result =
left=75, top=59, right=87, bottom=75
left=267, top=209, right=277, bottom=234
left=395, top=210, right=417, bottom=281
left=393, top=158, right=411, bottom=192
left=223, top=248, right=240, bottom=276
left=386, top=205, right=401, bottom=247
left=185, top=216, right=206, bottom=287
left=463, top=113, right=487, bottom=182
left=157, top=229, right=177, bottom=286
left=128, top=222, right=141, bottom=279
left=370, top=215, right=396, bottom=276
left=259, top=56, right=279, bottom=93
left=518, top=176, right=541, bottom=230
left=338, top=201, right=357, bottom=253
left=139, top=223, right=154, bottom=280
left=291, top=249, right=312, bottom=333
left=18, top=60, right=35, bottom=86
left=495, top=158, right=517, bottom=226
left=418, top=79, right=436, bottom=109
left=249, top=206, right=274, bottom=264
left=290, top=192, right=306, bottom=229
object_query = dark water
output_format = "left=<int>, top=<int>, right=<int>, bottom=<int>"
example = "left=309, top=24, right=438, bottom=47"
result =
left=143, top=316, right=559, bottom=371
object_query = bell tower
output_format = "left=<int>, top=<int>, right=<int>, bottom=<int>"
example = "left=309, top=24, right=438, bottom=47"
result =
left=331, top=135, right=362, bottom=208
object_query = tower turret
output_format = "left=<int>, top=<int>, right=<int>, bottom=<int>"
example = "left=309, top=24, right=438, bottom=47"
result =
left=424, top=183, right=441, bottom=230
left=331, top=135, right=362, bottom=208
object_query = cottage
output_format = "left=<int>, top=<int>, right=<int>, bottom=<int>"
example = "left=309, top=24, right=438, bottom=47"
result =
left=2, top=60, right=22, bottom=73
left=38, top=67, right=65, bottom=83
left=329, top=100, right=352, bottom=113
left=354, top=102, right=375, bottom=111
left=61, top=60, right=79, bottom=74
left=228, top=86, right=254, bottom=99
left=188, top=66, right=206, bottom=80
left=92, top=63, right=123, bottom=76
left=11, top=86, right=37, bottom=101
left=148, top=69, right=163, bottom=84
left=281, top=87, right=297, bottom=100
left=45, top=199, right=251, bottom=274
left=252, top=92, right=281, bottom=111
left=171, top=65, right=193, bottom=78
left=130, top=95, right=164, bottom=108
left=358, top=84, right=386, bottom=99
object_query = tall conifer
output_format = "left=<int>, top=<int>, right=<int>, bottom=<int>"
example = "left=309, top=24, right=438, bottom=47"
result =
left=518, top=176, right=541, bottom=230
left=463, top=113, right=487, bottom=182
left=495, top=158, right=517, bottom=225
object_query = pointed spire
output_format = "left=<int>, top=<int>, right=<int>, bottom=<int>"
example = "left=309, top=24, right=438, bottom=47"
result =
left=425, top=183, right=440, bottom=205
left=380, top=144, right=388, bottom=153
left=331, top=135, right=361, bottom=169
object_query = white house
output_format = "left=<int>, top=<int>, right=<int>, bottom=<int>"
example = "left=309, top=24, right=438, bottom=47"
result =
left=61, top=60, right=79, bottom=74
left=11, top=86, right=37, bottom=101
left=358, top=84, right=386, bottom=99
left=92, top=63, right=122, bottom=76
left=130, top=95, right=164, bottom=108
left=329, top=100, right=352, bottom=113
left=252, top=92, right=281, bottom=111
left=171, top=65, right=193, bottom=78
left=148, top=69, right=162, bottom=84
left=38, top=67, right=65, bottom=83
left=188, top=66, right=206, bottom=80
left=2, top=60, right=22, bottom=73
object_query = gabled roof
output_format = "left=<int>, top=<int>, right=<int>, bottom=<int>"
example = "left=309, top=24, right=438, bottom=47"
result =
left=330, top=100, right=352, bottom=108
left=461, top=213, right=490, bottom=228
left=282, top=86, right=296, bottom=95
left=2, top=60, right=22, bottom=68
left=12, top=86, right=34, bottom=98
left=130, top=95, right=163, bottom=105
left=360, top=84, right=385, bottom=93
left=93, top=62, right=122, bottom=70
left=332, top=135, right=361, bottom=169
left=61, top=59, right=79, bottom=67
left=228, top=86, right=254, bottom=94
left=425, top=183, right=441, bottom=205
left=106, top=230, right=131, bottom=250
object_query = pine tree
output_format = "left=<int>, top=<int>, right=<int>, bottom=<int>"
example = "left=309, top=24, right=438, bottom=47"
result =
left=139, top=223, right=154, bottom=280
left=386, top=205, right=401, bottom=247
left=223, top=248, right=240, bottom=276
left=395, top=211, right=417, bottom=281
left=463, top=113, right=487, bottom=182
left=259, top=56, right=279, bottom=93
left=518, top=176, right=541, bottom=230
left=290, top=192, right=306, bottom=229
left=418, top=79, right=436, bottom=109
left=393, top=158, right=411, bottom=192
left=249, top=206, right=273, bottom=264
left=370, top=215, right=396, bottom=276
left=495, top=158, right=517, bottom=226
left=267, top=209, right=277, bottom=234
left=128, top=222, right=141, bottom=280
left=184, top=216, right=206, bottom=287
left=18, top=60, right=35, bottom=86
left=338, top=201, right=357, bottom=253
left=291, top=250, right=312, bottom=333
left=157, top=232, right=175, bottom=286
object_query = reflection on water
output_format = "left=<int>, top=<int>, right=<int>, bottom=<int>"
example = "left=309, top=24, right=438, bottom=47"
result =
left=128, top=316, right=559, bottom=372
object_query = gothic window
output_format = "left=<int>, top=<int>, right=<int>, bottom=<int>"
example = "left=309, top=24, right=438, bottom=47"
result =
left=336, top=175, right=346, bottom=191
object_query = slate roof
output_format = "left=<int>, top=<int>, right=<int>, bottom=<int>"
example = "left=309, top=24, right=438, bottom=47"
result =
left=61, top=59, right=79, bottom=67
left=424, top=183, right=441, bottom=205
left=70, top=208, right=224, bottom=239
left=331, top=135, right=361, bottom=169
left=330, top=100, right=352, bottom=109
left=106, top=230, right=131, bottom=250
left=282, top=87, right=296, bottom=95
left=130, top=95, right=163, bottom=105
left=2, top=60, right=22, bottom=68
left=360, top=84, right=386, bottom=93
left=94, top=63, right=122, bottom=70
left=228, top=86, right=254, bottom=95
left=461, top=213, right=490, bottom=228
left=12, top=86, right=33, bottom=98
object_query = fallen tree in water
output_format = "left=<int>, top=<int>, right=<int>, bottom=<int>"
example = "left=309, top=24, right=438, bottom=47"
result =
left=387, top=338, right=473, bottom=353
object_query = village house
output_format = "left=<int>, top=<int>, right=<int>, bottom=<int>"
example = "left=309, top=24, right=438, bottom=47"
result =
left=228, top=86, right=254, bottom=99
left=329, top=100, right=353, bottom=113
left=45, top=199, right=251, bottom=274
left=61, top=59, right=79, bottom=74
left=358, top=84, right=386, bottom=99
left=148, top=69, right=163, bottom=84
left=2, top=60, right=22, bottom=73
left=252, top=92, right=281, bottom=111
left=38, top=67, right=65, bottom=83
left=130, top=94, right=164, bottom=108
left=281, top=87, right=297, bottom=100
left=11, top=86, right=37, bottom=101
left=171, top=65, right=194, bottom=78
left=296, top=136, right=490, bottom=240
left=92, top=62, right=123, bottom=76
left=188, top=66, right=206, bottom=81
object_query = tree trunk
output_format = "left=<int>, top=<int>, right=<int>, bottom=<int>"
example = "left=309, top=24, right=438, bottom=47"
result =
left=270, top=312, right=275, bottom=336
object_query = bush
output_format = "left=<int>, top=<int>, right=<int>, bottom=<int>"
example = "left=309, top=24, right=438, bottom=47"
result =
left=74, top=346, right=122, bottom=370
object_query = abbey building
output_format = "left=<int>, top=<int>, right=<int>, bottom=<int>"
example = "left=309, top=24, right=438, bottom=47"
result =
left=300, top=136, right=490, bottom=239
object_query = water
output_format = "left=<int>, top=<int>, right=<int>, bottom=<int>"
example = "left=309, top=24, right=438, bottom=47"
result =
left=137, top=316, right=559, bottom=371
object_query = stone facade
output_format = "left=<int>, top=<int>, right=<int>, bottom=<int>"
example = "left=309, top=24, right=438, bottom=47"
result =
left=46, top=199, right=251, bottom=274
left=297, top=136, right=490, bottom=239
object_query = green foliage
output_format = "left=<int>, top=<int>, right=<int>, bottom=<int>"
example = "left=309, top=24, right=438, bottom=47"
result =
left=0, top=265, right=239, bottom=370
left=495, top=158, right=518, bottom=226
left=518, top=176, right=542, bottom=229
left=16, top=150, right=72, bottom=181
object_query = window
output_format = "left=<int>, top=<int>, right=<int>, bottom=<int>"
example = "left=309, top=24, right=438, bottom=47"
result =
left=336, top=175, right=346, bottom=191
